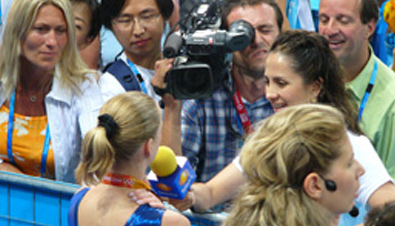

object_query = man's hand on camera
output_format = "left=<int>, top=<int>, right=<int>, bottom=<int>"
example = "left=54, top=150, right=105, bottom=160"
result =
left=152, top=58, right=181, bottom=109
left=152, top=58, right=174, bottom=91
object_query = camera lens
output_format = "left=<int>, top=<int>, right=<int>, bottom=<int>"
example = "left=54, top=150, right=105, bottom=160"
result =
left=168, top=63, right=214, bottom=99
left=178, top=68, right=210, bottom=93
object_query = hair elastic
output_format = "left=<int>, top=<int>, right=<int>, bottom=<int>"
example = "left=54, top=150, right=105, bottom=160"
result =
left=98, top=114, right=119, bottom=139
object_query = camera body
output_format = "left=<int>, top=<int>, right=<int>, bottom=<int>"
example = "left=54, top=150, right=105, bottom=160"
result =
left=161, top=2, right=255, bottom=99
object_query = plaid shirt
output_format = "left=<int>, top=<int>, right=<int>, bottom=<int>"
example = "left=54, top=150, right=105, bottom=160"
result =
left=181, top=77, right=273, bottom=182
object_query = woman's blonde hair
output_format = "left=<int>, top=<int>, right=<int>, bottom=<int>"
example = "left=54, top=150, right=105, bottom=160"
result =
left=75, top=92, right=161, bottom=185
left=225, top=104, right=347, bottom=226
left=0, top=0, right=95, bottom=99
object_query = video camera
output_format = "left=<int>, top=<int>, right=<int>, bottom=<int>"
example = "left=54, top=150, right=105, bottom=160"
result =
left=158, top=1, right=255, bottom=99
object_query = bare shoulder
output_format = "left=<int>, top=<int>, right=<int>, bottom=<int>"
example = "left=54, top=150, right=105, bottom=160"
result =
left=161, top=210, right=191, bottom=226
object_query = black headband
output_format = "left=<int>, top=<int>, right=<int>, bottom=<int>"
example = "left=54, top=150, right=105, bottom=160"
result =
left=98, top=114, right=118, bottom=139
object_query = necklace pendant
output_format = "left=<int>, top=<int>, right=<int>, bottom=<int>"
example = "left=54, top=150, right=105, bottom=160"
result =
left=30, top=95, right=37, bottom=102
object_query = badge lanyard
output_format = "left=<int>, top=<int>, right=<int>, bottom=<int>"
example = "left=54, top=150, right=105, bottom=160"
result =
left=7, top=91, right=51, bottom=177
left=232, top=90, right=253, bottom=134
left=101, top=172, right=151, bottom=190
left=358, top=60, right=378, bottom=122
left=127, top=59, right=148, bottom=94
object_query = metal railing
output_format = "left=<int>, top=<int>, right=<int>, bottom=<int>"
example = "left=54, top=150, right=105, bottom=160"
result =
left=0, top=171, right=225, bottom=226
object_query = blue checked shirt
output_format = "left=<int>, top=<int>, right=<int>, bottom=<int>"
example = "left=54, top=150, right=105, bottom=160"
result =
left=181, top=76, right=274, bottom=182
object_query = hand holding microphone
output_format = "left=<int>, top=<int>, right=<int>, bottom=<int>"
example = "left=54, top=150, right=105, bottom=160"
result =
left=148, top=146, right=196, bottom=199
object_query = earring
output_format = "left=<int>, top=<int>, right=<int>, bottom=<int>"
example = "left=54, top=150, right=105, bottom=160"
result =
left=311, top=98, right=317, bottom=103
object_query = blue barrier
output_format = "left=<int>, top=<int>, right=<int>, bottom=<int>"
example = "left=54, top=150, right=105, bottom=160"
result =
left=0, top=171, right=225, bottom=226
left=0, top=171, right=79, bottom=226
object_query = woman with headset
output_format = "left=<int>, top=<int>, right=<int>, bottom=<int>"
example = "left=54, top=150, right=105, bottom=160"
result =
left=225, top=104, right=364, bottom=226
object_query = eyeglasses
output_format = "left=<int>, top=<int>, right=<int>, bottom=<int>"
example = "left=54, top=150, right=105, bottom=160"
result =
left=113, top=13, right=161, bottom=30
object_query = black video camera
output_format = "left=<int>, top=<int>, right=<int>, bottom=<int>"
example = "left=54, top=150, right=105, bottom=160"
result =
left=159, top=2, right=255, bottom=99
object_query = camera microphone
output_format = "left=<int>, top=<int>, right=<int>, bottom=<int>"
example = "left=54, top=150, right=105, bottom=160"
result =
left=163, top=32, right=183, bottom=58
left=349, top=205, right=359, bottom=217
left=205, top=1, right=218, bottom=18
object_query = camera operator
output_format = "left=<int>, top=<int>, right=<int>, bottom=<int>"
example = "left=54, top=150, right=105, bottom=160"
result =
left=152, top=0, right=281, bottom=184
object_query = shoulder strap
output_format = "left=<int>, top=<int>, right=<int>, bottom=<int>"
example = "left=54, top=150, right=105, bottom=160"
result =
left=68, top=187, right=90, bottom=226
left=125, top=204, right=165, bottom=226
left=104, top=59, right=141, bottom=91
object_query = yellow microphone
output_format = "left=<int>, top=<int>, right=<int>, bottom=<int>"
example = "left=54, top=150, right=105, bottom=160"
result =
left=148, top=146, right=196, bottom=199
left=150, top=146, right=178, bottom=177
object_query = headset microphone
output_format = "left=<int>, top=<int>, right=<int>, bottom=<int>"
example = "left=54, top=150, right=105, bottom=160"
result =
left=349, top=205, right=359, bottom=217
left=318, top=174, right=337, bottom=191
left=318, top=174, right=359, bottom=217
left=324, top=179, right=337, bottom=191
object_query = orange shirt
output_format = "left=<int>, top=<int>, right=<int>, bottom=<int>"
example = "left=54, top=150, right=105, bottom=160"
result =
left=0, top=105, right=55, bottom=179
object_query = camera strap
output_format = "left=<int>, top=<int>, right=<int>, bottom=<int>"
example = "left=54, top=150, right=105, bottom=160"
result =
left=232, top=90, right=253, bottom=134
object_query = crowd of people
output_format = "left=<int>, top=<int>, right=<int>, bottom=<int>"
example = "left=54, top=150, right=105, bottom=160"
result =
left=1, top=0, right=395, bottom=225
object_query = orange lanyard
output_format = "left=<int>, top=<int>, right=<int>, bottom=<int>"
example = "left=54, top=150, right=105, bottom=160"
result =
left=101, top=172, right=151, bottom=190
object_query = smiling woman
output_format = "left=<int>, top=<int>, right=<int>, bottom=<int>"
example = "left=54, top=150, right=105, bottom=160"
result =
left=0, top=0, right=104, bottom=183
left=264, top=29, right=362, bottom=134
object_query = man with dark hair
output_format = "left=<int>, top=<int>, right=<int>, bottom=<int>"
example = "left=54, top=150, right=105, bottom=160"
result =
left=221, top=0, right=283, bottom=30
left=319, top=0, right=395, bottom=180
left=100, top=0, right=175, bottom=103
left=155, top=0, right=281, bottom=183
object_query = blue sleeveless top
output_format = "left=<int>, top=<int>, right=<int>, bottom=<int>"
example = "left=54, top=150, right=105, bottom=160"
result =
left=68, top=187, right=165, bottom=226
